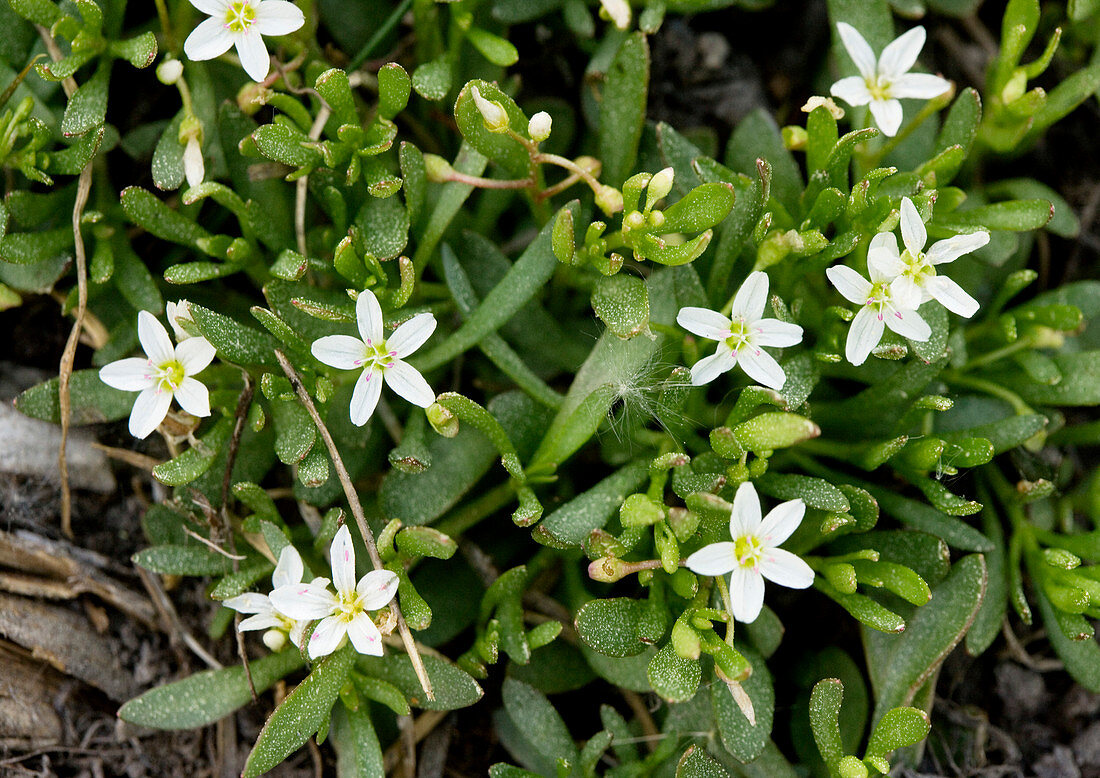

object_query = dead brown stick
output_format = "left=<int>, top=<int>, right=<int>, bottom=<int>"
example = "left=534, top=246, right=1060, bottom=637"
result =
left=275, top=349, right=435, bottom=701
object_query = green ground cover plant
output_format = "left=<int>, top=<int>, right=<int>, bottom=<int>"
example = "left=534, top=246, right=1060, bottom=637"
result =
left=6, top=0, right=1100, bottom=773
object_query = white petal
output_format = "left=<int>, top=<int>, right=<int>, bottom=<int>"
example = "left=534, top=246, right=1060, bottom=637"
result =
left=254, top=0, right=305, bottom=35
left=387, top=313, right=437, bottom=358
left=137, top=311, right=174, bottom=365
left=357, top=569, right=399, bottom=610
left=183, top=17, right=235, bottom=62
left=757, top=499, right=805, bottom=546
left=183, top=138, right=204, bottom=189
left=223, top=592, right=271, bottom=614
left=677, top=307, right=732, bottom=341
left=349, top=368, right=383, bottom=426
left=899, top=197, right=927, bottom=257
left=356, top=289, right=384, bottom=345
left=926, top=232, right=990, bottom=265
left=730, top=481, right=762, bottom=537
left=235, top=31, right=270, bottom=82
left=329, top=525, right=357, bottom=597
left=739, top=348, right=786, bottom=391
left=307, top=615, right=347, bottom=659
left=730, top=271, right=769, bottom=322
left=346, top=614, right=385, bottom=656
left=129, top=387, right=172, bottom=439
left=174, top=377, right=210, bottom=417
left=868, top=98, right=903, bottom=136
left=689, top=349, right=736, bottom=386
left=384, top=360, right=435, bottom=407
left=685, top=542, right=737, bottom=577
left=884, top=305, right=931, bottom=341
left=830, top=75, right=872, bottom=107
left=758, top=548, right=815, bottom=589
left=273, top=545, right=305, bottom=588
left=846, top=306, right=885, bottom=366
left=312, top=335, right=367, bottom=370
left=889, top=276, right=922, bottom=311
left=238, top=613, right=284, bottom=632
left=175, top=335, right=216, bottom=374
left=188, top=0, right=229, bottom=15
left=867, top=232, right=903, bottom=281
left=753, top=319, right=802, bottom=348
left=728, top=566, right=765, bottom=624
left=878, top=26, right=925, bottom=79
left=270, top=582, right=338, bottom=620
left=599, top=0, right=630, bottom=29
left=826, top=265, right=872, bottom=305
left=99, top=358, right=154, bottom=392
left=836, top=22, right=878, bottom=81
left=889, top=72, right=951, bottom=100
left=925, top=275, right=980, bottom=318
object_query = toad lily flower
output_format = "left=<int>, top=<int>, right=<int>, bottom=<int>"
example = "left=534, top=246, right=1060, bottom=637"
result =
left=311, top=290, right=437, bottom=426
left=827, top=254, right=931, bottom=367
left=271, top=526, right=399, bottom=659
left=676, top=271, right=803, bottom=390
left=183, top=0, right=305, bottom=83
left=224, top=545, right=313, bottom=652
left=872, top=197, right=988, bottom=318
left=98, top=310, right=216, bottom=439
left=684, top=481, right=814, bottom=624
left=830, top=23, right=950, bottom=136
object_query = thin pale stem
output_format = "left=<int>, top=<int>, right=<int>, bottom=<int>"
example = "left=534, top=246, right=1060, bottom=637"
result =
left=276, top=350, right=435, bottom=701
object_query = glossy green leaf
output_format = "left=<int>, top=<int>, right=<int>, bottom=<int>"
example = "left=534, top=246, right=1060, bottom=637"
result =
left=599, top=33, right=649, bottom=187
left=15, top=369, right=133, bottom=424
left=357, top=652, right=483, bottom=710
left=574, top=596, right=665, bottom=658
left=593, top=273, right=650, bottom=338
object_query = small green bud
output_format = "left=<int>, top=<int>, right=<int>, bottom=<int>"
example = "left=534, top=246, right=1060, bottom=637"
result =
left=837, top=756, right=869, bottom=778
left=782, top=125, right=808, bottom=150
left=427, top=403, right=459, bottom=437
left=647, top=210, right=665, bottom=229
left=469, top=85, right=510, bottom=132
left=423, top=153, right=454, bottom=182
left=263, top=629, right=288, bottom=652
left=645, top=167, right=674, bottom=211
left=622, top=210, right=645, bottom=231
left=157, top=58, right=183, bottom=85
left=527, top=111, right=552, bottom=142
left=587, top=556, right=629, bottom=582
left=1001, top=69, right=1028, bottom=104
left=594, top=185, right=624, bottom=216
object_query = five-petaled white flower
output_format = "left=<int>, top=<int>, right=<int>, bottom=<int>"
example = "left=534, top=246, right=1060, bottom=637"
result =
left=310, top=290, right=437, bottom=427
left=224, top=545, right=313, bottom=652
left=676, top=271, right=803, bottom=390
left=271, top=525, right=399, bottom=659
left=827, top=251, right=931, bottom=367
left=98, top=309, right=216, bottom=439
left=684, top=481, right=814, bottom=624
left=830, top=23, right=950, bottom=136
left=873, top=197, right=988, bottom=318
left=183, top=0, right=305, bottom=83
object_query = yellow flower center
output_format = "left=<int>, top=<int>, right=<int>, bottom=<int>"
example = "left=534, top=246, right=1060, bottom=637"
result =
left=335, top=590, right=367, bottom=623
left=867, top=77, right=892, bottom=101
left=724, top=317, right=753, bottom=353
left=155, top=359, right=187, bottom=392
left=865, top=280, right=892, bottom=313
left=362, top=339, right=397, bottom=371
left=224, top=0, right=256, bottom=33
left=734, top=534, right=764, bottom=568
left=899, top=249, right=934, bottom=284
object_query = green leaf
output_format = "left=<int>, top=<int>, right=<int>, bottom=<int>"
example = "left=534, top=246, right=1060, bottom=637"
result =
left=985, top=178, right=1078, bottom=238
left=755, top=473, right=849, bottom=512
left=1034, top=583, right=1100, bottom=692
left=109, top=30, right=158, bottom=68
left=712, top=643, right=775, bottom=763
left=735, top=412, right=820, bottom=454
left=118, top=649, right=304, bottom=729
left=153, top=417, right=233, bottom=486
left=352, top=674, right=411, bottom=716
left=61, top=62, right=109, bottom=137
left=659, top=182, right=735, bottom=234
left=314, top=68, right=357, bottom=127
left=931, top=89, right=981, bottom=184
left=15, top=369, right=133, bottom=424
left=593, top=273, right=649, bottom=338
left=534, top=460, right=649, bottom=547
left=331, top=703, right=384, bottom=778
left=453, top=80, right=530, bottom=178
left=121, top=186, right=211, bottom=252
left=377, top=62, right=411, bottom=119
left=243, top=646, right=356, bottom=778
left=648, top=642, right=701, bottom=703
left=411, top=57, right=451, bottom=101
left=726, top=109, right=802, bottom=213
left=574, top=596, right=666, bottom=658
left=501, top=679, right=578, bottom=766
left=677, top=745, right=730, bottom=778
left=272, top=399, right=316, bottom=464
left=190, top=304, right=278, bottom=367
left=466, top=27, right=519, bottom=67
left=1001, top=352, right=1100, bottom=406
left=937, top=199, right=1053, bottom=232
left=938, top=412, right=1047, bottom=455
left=866, top=707, right=930, bottom=761
left=863, top=485, right=994, bottom=552
left=251, top=123, right=323, bottom=169
left=599, top=33, right=649, bottom=188
left=808, top=679, right=845, bottom=770
left=0, top=227, right=73, bottom=264
left=356, top=652, right=483, bottom=710
left=133, top=544, right=234, bottom=576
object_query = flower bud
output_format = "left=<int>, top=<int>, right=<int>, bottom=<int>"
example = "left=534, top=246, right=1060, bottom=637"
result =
left=423, top=153, right=454, bottom=183
left=527, top=111, right=552, bottom=142
left=646, top=167, right=674, bottom=208
left=183, top=136, right=205, bottom=188
left=470, top=85, right=510, bottom=133
left=427, top=403, right=459, bottom=437
left=594, top=185, right=624, bottom=216
left=166, top=299, right=195, bottom=341
left=587, top=556, right=630, bottom=583
left=598, top=0, right=631, bottom=29
left=622, top=210, right=645, bottom=231
left=263, top=629, right=287, bottom=651
left=157, top=58, right=184, bottom=85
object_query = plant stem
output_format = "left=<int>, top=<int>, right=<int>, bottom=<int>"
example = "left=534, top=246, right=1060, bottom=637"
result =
left=276, top=350, right=435, bottom=701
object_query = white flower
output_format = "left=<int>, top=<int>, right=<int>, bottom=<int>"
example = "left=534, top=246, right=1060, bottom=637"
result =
left=599, top=0, right=631, bottom=30
left=98, top=310, right=216, bottom=439
left=528, top=111, right=552, bottom=142
left=182, top=0, right=305, bottom=83
left=270, top=525, right=399, bottom=659
left=224, top=545, right=313, bottom=651
left=676, top=271, right=803, bottom=390
left=827, top=254, right=931, bottom=367
left=166, top=299, right=195, bottom=342
left=872, top=197, right=988, bottom=318
left=684, top=481, right=814, bottom=624
left=310, top=290, right=437, bottom=426
left=829, top=23, right=950, bottom=136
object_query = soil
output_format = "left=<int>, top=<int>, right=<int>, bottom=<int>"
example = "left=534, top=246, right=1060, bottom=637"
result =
left=3, top=1, right=1100, bottom=776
